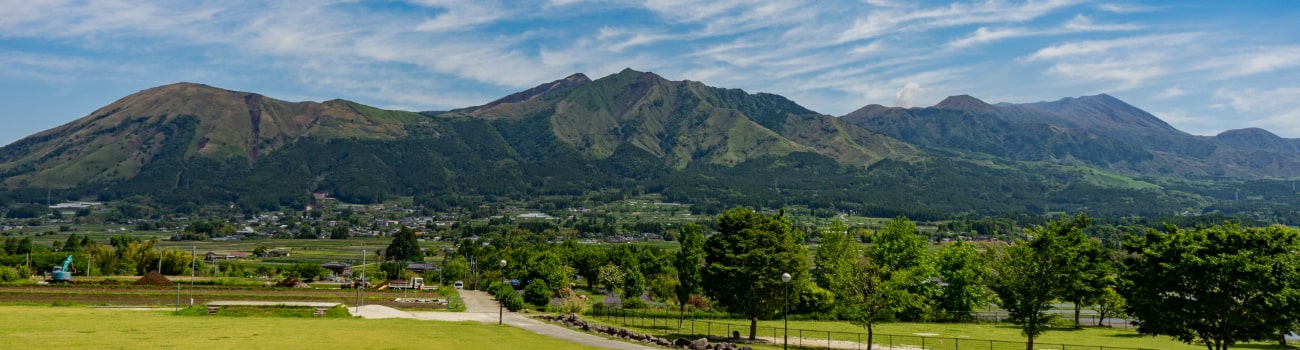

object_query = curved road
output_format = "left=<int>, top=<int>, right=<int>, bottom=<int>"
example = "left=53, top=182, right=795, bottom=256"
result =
left=361, top=290, right=655, bottom=350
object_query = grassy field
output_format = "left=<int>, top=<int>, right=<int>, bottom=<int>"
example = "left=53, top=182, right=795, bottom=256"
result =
left=0, top=305, right=599, bottom=350
left=584, top=313, right=1291, bottom=350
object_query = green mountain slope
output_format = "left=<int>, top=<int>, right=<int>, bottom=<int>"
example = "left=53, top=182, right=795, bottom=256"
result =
left=0, top=83, right=420, bottom=189
left=843, top=94, right=1300, bottom=179
left=1, top=72, right=1298, bottom=223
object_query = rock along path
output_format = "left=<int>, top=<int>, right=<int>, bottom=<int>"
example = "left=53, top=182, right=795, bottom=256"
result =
left=354, top=290, right=654, bottom=350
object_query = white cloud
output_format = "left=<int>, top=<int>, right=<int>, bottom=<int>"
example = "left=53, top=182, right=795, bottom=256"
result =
left=895, top=82, right=922, bottom=107
left=1026, top=33, right=1197, bottom=61
left=947, top=14, right=1138, bottom=49
left=1155, top=87, right=1185, bottom=99
left=1202, top=46, right=1300, bottom=78
left=413, top=0, right=512, bottom=33
left=840, top=0, right=1083, bottom=43
left=948, top=27, right=1031, bottom=48
left=1210, top=87, right=1300, bottom=137
left=1096, top=3, right=1164, bottom=14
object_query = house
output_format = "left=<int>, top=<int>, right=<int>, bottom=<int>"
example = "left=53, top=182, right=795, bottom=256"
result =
left=321, top=261, right=352, bottom=278
left=225, top=252, right=249, bottom=260
left=404, top=263, right=439, bottom=275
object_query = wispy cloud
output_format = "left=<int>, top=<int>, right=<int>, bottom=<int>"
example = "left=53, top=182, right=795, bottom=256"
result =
left=1097, top=3, right=1165, bottom=14
left=1, top=0, right=1298, bottom=141
left=840, top=0, right=1082, bottom=43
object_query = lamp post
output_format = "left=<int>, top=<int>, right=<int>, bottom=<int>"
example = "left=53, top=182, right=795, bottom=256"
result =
left=499, top=259, right=507, bottom=325
left=781, top=272, right=791, bottom=350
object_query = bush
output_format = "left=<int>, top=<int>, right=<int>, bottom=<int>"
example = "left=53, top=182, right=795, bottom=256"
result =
left=622, top=297, right=648, bottom=309
left=524, top=280, right=552, bottom=307
left=557, top=288, right=590, bottom=315
left=490, top=281, right=525, bottom=312
left=686, top=294, right=710, bottom=310
left=0, top=266, right=22, bottom=283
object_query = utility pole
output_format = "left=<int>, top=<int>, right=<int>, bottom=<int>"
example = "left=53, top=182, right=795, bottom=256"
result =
left=360, top=244, right=366, bottom=308
left=190, top=246, right=195, bottom=307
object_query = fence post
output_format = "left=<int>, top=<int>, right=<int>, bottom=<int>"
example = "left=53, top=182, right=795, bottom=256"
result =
left=828, top=331, right=832, bottom=350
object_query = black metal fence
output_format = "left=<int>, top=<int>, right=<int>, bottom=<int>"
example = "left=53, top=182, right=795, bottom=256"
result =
left=972, top=312, right=1133, bottom=330
left=590, top=308, right=1150, bottom=350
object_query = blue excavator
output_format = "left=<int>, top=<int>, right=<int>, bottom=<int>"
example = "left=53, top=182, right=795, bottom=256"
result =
left=50, top=255, right=74, bottom=283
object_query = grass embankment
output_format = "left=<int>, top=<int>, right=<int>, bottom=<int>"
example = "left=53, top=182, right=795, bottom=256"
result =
left=0, top=305, right=598, bottom=350
left=584, top=314, right=1291, bottom=350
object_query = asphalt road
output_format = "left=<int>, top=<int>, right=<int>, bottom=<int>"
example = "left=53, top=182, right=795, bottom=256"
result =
left=357, top=290, right=656, bottom=349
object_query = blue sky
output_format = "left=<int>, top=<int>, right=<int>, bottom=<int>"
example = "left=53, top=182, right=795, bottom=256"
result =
left=2, top=1, right=1299, bottom=146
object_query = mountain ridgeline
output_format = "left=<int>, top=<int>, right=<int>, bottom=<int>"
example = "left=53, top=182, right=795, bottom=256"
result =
left=2, top=69, right=1299, bottom=222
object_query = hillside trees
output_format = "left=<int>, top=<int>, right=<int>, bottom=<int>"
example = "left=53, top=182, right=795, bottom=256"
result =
left=1120, top=223, right=1300, bottom=350
left=703, top=207, right=807, bottom=341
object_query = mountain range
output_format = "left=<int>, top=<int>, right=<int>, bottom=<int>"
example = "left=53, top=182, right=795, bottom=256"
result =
left=1, top=69, right=1297, bottom=221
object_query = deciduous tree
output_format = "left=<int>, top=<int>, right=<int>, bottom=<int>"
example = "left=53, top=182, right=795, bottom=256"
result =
left=1120, top=223, right=1300, bottom=350
left=702, top=207, right=807, bottom=341
left=990, top=214, right=1091, bottom=350
left=935, top=239, right=991, bottom=321
left=674, top=223, right=705, bottom=329
left=384, top=226, right=422, bottom=262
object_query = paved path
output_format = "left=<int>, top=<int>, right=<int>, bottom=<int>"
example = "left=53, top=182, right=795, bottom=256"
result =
left=360, top=290, right=655, bottom=349
left=209, top=301, right=340, bottom=307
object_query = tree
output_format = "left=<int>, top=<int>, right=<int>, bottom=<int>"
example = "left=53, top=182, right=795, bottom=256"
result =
left=812, top=220, right=854, bottom=289
left=622, top=269, right=646, bottom=302
left=385, top=226, right=422, bottom=262
left=1093, top=287, right=1125, bottom=327
left=864, top=217, right=937, bottom=321
left=524, top=279, right=552, bottom=307
left=825, top=217, right=927, bottom=348
left=833, top=257, right=918, bottom=350
left=597, top=263, right=625, bottom=295
left=329, top=225, right=349, bottom=239
left=673, top=223, right=705, bottom=329
left=1120, top=223, right=1300, bottom=350
left=702, top=207, right=807, bottom=341
left=1055, top=217, right=1111, bottom=328
left=935, top=239, right=991, bottom=321
left=990, top=214, right=1091, bottom=350
left=441, top=255, right=470, bottom=284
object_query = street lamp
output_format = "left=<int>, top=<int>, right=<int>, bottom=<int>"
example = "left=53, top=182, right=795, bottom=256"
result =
left=781, top=272, right=791, bottom=350
left=499, top=259, right=507, bottom=325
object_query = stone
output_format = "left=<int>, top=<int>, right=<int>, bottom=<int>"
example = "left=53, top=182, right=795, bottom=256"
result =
left=674, top=338, right=693, bottom=348
left=690, top=337, right=709, bottom=350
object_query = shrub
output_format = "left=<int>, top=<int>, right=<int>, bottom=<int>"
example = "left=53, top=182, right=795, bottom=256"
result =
left=686, top=294, right=710, bottom=310
left=622, top=297, right=648, bottom=309
left=524, top=280, right=552, bottom=307
left=0, top=266, right=21, bottom=283
left=557, top=288, right=590, bottom=315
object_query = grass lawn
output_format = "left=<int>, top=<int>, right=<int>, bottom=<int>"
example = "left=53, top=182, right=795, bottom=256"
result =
left=585, top=313, right=1291, bottom=350
left=0, top=305, right=598, bottom=350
